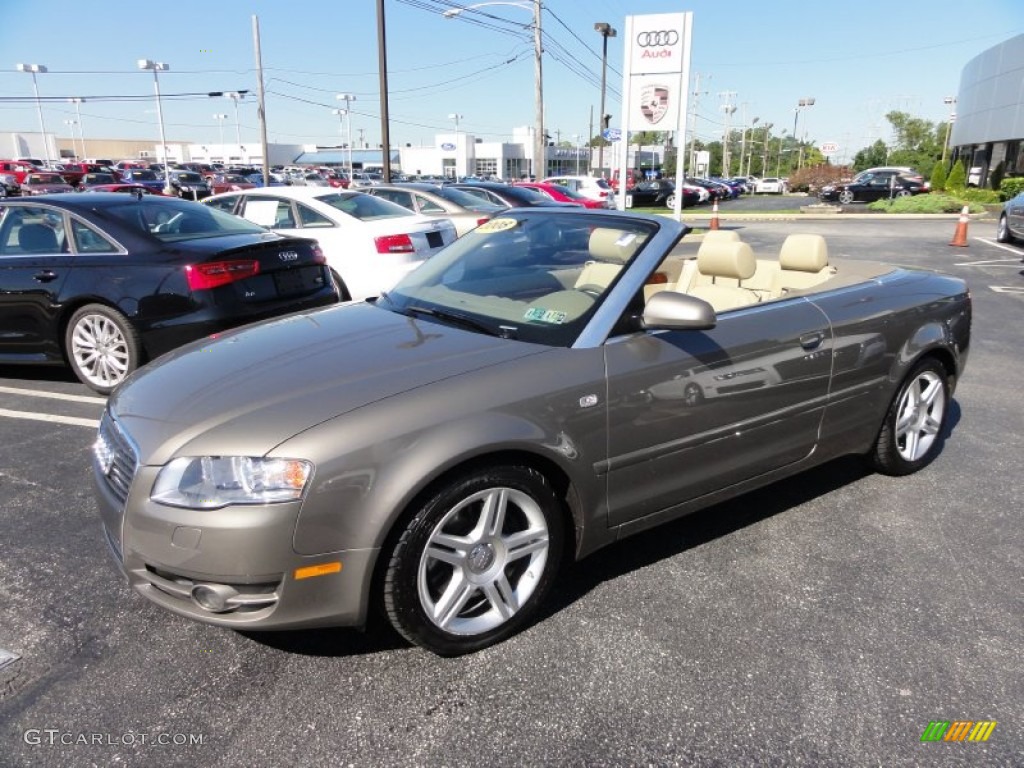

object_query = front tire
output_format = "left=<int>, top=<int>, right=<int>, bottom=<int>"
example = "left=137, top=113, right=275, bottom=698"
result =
left=996, top=214, right=1015, bottom=244
left=870, top=358, right=950, bottom=476
left=838, top=190, right=855, bottom=204
left=383, top=465, right=564, bottom=655
left=65, top=304, right=141, bottom=395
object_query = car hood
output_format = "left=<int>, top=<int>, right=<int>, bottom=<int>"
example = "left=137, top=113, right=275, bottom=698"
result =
left=109, top=301, right=546, bottom=465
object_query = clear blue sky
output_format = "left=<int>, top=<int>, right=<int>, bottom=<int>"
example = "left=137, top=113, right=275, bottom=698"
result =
left=1, top=0, right=1022, bottom=164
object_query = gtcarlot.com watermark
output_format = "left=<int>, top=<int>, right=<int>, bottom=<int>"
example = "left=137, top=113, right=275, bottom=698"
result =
left=24, top=729, right=205, bottom=747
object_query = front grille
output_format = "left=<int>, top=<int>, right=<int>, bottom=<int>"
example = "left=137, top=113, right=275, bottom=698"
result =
left=95, top=411, right=139, bottom=505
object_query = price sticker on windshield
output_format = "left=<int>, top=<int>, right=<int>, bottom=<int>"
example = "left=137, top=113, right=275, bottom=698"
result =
left=476, top=218, right=518, bottom=234
left=524, top=308, right=567, bottom=324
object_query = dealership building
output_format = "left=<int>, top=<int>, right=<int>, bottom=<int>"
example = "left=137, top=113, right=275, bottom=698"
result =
left=950, top=33, right=1024, bottom=185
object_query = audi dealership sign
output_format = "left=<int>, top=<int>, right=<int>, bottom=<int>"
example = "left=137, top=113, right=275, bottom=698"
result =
left=617, top=12, right=693, bottom=214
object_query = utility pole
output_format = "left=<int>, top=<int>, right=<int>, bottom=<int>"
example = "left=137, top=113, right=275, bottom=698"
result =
left=686, top=73, right=709, bottom=178
left=376, top=0, right=392, bottom=182
left=252, top=15, right=270, bottom=185
left=718, top=91, right=737, bottom=177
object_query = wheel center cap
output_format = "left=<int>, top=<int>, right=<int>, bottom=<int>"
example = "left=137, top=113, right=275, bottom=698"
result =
left=467, top=542, right=496, bottom=573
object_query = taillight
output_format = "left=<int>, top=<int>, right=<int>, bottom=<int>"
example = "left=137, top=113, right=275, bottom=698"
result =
left=310, top=244, right=326, bottom=264
left=476, top=217, right=490, bottom=226
left=185, top=260, right=260, bottom=291
left=375, top=234, right=415, bottom=254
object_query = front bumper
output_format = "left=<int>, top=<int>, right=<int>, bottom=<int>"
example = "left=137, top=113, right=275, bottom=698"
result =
left=92, top=414, right=377, bottom=630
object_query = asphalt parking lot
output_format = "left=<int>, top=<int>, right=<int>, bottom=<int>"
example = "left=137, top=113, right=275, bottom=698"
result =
left=0, top=214, right=1021, bottom=767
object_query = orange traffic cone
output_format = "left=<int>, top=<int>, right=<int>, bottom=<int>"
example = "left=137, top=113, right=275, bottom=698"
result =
left=949, top=205, right=970, bottom=247
left=710, top=199, right=720, bottom=230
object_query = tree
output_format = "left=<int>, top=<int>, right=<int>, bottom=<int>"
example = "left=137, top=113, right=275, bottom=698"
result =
left=853, top=140, right=889, bottom=171
left=946, top=159, right=967, bottom=191
left=930, top=162, right=947, bottom=192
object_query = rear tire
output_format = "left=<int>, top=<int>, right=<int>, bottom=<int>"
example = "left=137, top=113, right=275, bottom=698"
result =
left=329, top=269, right=352, bottom=301
left=383, top=465, right=564, bottom=655
left=869, top=358, right=950, bottom=476
left=64, top=304, right=141, bottom=395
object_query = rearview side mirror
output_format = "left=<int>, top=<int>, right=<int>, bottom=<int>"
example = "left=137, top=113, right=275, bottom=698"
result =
left=642, top=291, right=717, bottom=331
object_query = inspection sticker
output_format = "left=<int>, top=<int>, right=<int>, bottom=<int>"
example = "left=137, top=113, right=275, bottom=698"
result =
left=476, top=217, right=518, bottom=234
left=524, top=308, right=567, bottom=324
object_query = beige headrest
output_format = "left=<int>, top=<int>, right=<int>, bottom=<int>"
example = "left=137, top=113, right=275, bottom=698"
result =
left=697, top=241, right=756, bottom=280
left=589, top=227, right=641, bottom=263
left=700, top=229, right=741, bottom=246
left=779, top=234, right=828, bottom=272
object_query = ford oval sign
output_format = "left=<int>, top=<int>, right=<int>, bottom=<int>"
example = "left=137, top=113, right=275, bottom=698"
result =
left=441, top=142, right=456, bottom=151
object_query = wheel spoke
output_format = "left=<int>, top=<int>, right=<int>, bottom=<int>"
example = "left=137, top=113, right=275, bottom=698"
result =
left=502, top=527, right=549, bottom=563
left=921, top=413, right=943, bottom=436
left=919, top=376, right=942, bottom=408
left=475, top=488, right=508, bottom=539
left=902, top=428, right=921, bottom=460
left=482, top=576, right=518, bottom=621
left=433, top=575, right=476, bottom=629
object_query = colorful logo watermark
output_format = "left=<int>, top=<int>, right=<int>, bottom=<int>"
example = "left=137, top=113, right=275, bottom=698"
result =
left=921, top=720, right=997, bottom=742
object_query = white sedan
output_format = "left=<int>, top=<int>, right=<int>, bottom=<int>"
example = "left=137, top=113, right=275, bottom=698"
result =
left=205, top=187, right=457, bottom=301
left=754, top=177, right=787, bottom=194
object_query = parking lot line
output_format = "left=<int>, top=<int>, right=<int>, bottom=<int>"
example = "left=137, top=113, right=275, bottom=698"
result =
left=0, top=408, right=99, bottom=428
left=0, top=386, right=106, bottom=405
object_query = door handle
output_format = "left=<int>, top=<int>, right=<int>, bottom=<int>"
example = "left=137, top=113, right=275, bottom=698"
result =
left=799, top=331, right=825, bottom=350
left=33, top=270, right=59, bottom=283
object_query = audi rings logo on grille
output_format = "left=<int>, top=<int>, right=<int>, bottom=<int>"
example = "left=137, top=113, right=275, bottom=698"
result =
left=637, top=30, right=679, bottom=47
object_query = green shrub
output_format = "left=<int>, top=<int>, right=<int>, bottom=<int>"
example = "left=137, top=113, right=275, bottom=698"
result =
left=930, top=162, right=947, bottom=192
left=867, top=194, right=983, bottom=214
left=1000, top=177, right=1024, bottom=200
left=960, top=188, right=1001, bottom=204
left=946, top=160, right=967, bottom=191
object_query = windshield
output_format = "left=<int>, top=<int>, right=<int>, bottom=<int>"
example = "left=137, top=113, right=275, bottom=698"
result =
left=99, top=197, right=269, bottom=241
left=435, top=186, right=507, bottom=212
left=385, top=212, right=658, bottom=347
left=28, top=174, right=64, bottom=184
left=175, top=172, right=204, bottom=183
left=314, top=192, right=414, bottom=220
left=130, top=170, right=158, bottom=180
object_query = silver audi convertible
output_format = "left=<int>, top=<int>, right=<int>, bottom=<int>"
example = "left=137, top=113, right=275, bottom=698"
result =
left=93, top=209, right=971, bottom=655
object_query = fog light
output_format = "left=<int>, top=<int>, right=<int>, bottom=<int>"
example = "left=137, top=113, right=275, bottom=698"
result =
left=191, top=583, right=239, bottom=613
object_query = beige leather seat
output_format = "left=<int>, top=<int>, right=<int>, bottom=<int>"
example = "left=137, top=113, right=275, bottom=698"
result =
left=772, top=234, right=835, bottom=295
left=573, top=227, right=643, bottom=293
left=688, top=241, right=761, bottom=312
left=690, top=230, right=742, bottom=289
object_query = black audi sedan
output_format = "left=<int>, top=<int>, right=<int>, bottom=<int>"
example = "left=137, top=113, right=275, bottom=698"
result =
left=0, top=193, right=339, bottom=393
left=819, top=170, right=929, bottom=204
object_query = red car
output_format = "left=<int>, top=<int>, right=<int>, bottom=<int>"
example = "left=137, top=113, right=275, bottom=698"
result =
left=19, top=172, right=75, bottom=196
left=0, top=159, right=41, bottom=185
left=208, top=173, right=256, bottom=195
left=514, top=181, right=603, bottom=208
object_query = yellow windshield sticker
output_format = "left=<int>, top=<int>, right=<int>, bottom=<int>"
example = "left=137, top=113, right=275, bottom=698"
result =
left=476, top=217, right=518, bottom=234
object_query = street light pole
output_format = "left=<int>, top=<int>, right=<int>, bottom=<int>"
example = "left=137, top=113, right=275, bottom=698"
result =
left=69, top=98, right=86, bottom=160
left=137, top=60, right=173, bottom=194
left=942, top=96, right=957, bottom=166
left=594, top=22, right=616, bottom=178
left=213, top=113, right=228, bottom=146
left=792, top=97, right=815, bottom=171
left=17, top=64, right=50, bottom=166
left=63, top=119, right=77, bottom=160
left=444, top=2, right=543, bottom=180
left=448, top=113, right=463, bottom=177
left=225, top=92, right=246, bottom=146
left=336, top=94, right=356, bottom=181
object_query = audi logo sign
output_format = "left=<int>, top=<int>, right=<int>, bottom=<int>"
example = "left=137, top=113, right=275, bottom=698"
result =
left=636, top=30, right=679, bottom=47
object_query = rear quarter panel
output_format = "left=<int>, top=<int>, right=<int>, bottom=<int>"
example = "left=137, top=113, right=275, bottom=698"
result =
left=808, top=268, right=970, bottom=458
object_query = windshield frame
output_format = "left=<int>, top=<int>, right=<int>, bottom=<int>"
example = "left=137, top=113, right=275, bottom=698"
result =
left=383, top=210, right=666, bottom=347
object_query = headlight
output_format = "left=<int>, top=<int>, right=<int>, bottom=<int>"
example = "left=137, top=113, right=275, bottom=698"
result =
left=151, top=456, right=312, bottom=509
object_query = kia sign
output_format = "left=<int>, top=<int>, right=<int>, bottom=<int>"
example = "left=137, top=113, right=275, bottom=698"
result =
left=819, top=142, right=839, bottom=155
left=440, top=142, right=456, bottom=151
